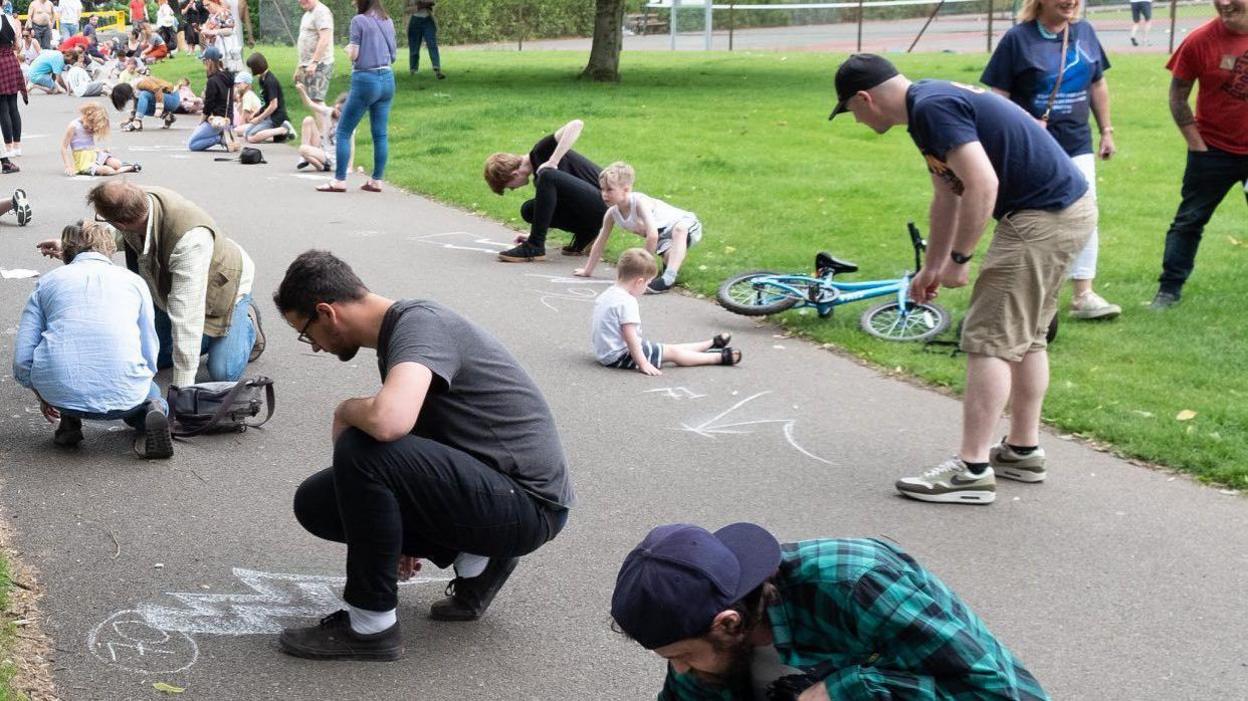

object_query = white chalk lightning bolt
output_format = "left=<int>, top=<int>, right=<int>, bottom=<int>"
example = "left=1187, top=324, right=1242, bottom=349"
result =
left=679, top=391, right=832, bottom=465
left=136, top=568, right=451, bottom=636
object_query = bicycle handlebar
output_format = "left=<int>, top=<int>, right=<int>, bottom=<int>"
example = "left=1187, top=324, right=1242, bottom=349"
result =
left=907, top=221, right=926, bottom=273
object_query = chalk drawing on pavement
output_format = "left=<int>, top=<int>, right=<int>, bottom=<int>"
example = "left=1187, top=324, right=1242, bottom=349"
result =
left=407, top=231, right=510, bottom=255
left=522, top=273, right=612, bottom=313
left=644, top=387, right=707, bottom=400
left=91, top=567, right=452, bottom=673
left=678, top=391, right=831, bottom=465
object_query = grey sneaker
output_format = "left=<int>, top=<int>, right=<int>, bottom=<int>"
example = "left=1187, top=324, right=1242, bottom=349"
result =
left=895, top=457, right=995, bottom=504
left=1070, top=291, right=1121, bottom=320
left=12, top=188, right=30, bottom=226
left=989, top=440, right=1046, bottom=482
left=1149, top=290, right=1180, bottom=310
left=282, top=120, right=296, bottom=139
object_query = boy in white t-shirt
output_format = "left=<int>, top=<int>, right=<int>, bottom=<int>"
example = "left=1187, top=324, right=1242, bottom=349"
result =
left=590, top=248, right=740, bottom=375
left=574, top=161, right=702, bottom=294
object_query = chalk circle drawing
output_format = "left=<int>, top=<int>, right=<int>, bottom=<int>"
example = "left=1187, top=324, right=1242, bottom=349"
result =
left=523, top=273, right=612, bottom=313
left=678, top=391, right=831, bottom=465
left=407, top=231, right=511, bottom=255
left=644, top=387, right=707, bottom=401
left=88, top=609, right=199, bottom=675
left=90, top=567, right=451, bottom=674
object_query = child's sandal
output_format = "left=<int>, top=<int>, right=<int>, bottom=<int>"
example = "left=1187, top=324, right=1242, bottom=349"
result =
left=719, top=347, right=742, bottom=366
left=711, top=333, right=732, bottom=350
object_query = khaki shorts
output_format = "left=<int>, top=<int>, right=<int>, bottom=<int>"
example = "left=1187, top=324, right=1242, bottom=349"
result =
left=960, top=193, right=1097, bottom=362
left=297, top=62, right=334, bottom=102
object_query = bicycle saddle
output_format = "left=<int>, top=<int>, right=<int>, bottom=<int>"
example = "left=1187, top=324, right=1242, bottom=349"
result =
left=815, top=251, right=858, bottom=275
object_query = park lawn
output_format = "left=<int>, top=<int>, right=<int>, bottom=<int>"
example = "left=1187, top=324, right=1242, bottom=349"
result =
left=0, top=556, right=19, bottom=700
left=155, top=49, right=1248, bottom=488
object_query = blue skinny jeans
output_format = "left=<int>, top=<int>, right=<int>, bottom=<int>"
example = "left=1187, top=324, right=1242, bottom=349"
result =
left=336, top=68, right=394, bottom=182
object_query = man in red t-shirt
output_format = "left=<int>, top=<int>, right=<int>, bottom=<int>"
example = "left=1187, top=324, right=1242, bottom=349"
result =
left=1153, top=0, right=1248, bottom=308
left=130, top=0, right=148, bottom=26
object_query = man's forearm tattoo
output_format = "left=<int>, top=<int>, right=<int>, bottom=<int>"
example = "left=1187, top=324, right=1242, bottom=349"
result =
left=1169, top=78, right=1197, bottom=127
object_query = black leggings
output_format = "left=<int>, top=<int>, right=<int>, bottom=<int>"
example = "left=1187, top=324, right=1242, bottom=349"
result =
left=520, top=168, right=607, bottom=250
left=293, top=429, right=565, bottom=611
left=0, top=94, right=20, bottom=144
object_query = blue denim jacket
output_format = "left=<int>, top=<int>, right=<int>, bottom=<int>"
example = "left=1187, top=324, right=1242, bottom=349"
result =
left=13, top=252, right=159, bottom=413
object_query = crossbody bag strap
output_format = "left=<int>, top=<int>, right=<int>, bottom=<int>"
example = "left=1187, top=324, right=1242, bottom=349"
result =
left=170, top=378, right=255, bottom=438
left=243, top=378, right=275, bottom=429
left=1040, top=25, right=1070, bottom=123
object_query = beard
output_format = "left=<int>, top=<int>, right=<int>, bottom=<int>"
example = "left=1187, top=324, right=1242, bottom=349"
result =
left=703, top=630, right=755, bottom=692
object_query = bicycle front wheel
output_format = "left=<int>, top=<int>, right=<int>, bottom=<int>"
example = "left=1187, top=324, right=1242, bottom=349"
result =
left=859, top=301, right=951, bottom=342
left=716, top=271, right=803, bottom=317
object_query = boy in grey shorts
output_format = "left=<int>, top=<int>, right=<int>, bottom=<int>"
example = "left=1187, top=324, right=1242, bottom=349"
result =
left=574, top=162, right=702, bottom=294
left=590, top=249, right=740, bottom=375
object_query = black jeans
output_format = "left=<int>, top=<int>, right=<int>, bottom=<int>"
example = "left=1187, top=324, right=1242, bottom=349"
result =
left=293, top=428, right=566, bottom=611
left=1159, top=147, right=1248, bottom=295
left=0, top=93, right=19, bottom=144
left=407, top=16, right=439, bottom=71
left=520, top=168, right=607, bottom=251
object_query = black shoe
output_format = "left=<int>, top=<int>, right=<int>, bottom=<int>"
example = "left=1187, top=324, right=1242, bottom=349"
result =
left=247, top=300, right=266, bottom=362
left=1149, top=290, right=1180, bottom=310
left=434, top=69, right=446, bottom=80
left=497, top=243, right=546, bottom=263
left=296, top=160, right=310, bottom=170
left=140, top=401, right=173, bottom=460
left=1130, top=36, right=1139, bottom=46
left=646, top=277, right=673, bottom=294
left=560, top=244, right=588, bottom=256
left=429, top=557, right=519, bottom=621
left=279, top=610, right=403, bottom=661
left=53, top=416, right=83, bottom=447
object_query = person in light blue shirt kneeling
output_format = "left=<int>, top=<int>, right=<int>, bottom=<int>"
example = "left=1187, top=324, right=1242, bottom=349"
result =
left=12, top=222, right=174, bottom=459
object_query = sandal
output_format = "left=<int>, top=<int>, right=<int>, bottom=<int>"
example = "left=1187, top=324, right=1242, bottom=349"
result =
left=710, top=333, right=732, bottom=350
left=1, top=161, right=18, bottom=174
left=316, top=183, right=347, bottom=193
left=361, top=182, right=382, bottom=193
left=719, top=347, right=742, bottom=366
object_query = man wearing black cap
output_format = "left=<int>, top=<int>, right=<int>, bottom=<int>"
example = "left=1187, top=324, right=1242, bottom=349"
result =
left=612, top=523, right=1048, bottom=699
left=829, top=54, right=1096, bottom=506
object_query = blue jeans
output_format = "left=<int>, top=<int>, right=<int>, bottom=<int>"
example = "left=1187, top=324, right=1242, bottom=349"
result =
left=61, top=22, right=79, bottom=39
left=1159, top=147, right=1248, bottom=295
left=407, top=16, right=439, bottom=71
left=188, top=121, right=226, bottom=151
left=29, top=73, right=54, bottom=90
left=155, top=295, right=255, bottom=382
left=58, top=381, right=165, bottom=430
left=135, top=90, right=181, bottom=117
left=336, top=68, right=394, bottom=182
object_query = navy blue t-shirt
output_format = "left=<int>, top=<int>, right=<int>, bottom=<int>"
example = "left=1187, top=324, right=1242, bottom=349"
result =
left=980, top=20, right=1109, bottom=156
left=906, top=80, right=1087, bottom=220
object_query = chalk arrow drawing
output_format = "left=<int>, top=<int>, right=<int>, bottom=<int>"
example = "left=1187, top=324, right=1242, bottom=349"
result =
left=678, top=391, right=831, bottom=465
left=644, top=387, right=707, bottom=400
left=408, top=231, right=511, bottom=254
left=522, top=272, right=612, bottom=312
left=134, top=567, right=451, bottom=636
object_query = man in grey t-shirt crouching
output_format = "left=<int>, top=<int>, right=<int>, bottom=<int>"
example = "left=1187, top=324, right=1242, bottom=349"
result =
left=272, top=250, right=573, bottom=661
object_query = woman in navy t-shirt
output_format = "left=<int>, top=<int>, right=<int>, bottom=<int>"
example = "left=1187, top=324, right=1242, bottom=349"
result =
left=982, top=0, right=1120, bottom=321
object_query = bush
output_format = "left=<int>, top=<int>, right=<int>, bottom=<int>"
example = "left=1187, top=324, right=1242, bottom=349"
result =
left=315, top=0, right=594, bottom=46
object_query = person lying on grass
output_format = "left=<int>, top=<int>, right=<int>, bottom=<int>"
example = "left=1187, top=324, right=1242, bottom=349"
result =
left=61, top=102, right=141, bottom=176
left=574, top=161, right=702, bottom=294
left=590, top=248, right=738, bottom=376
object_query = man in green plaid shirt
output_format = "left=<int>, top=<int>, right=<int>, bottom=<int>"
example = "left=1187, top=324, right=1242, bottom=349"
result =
left=611, top=523, right=1048, bottom=700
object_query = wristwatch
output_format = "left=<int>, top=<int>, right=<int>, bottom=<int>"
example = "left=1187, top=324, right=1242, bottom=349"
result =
left=950, top=250, right=973, bottom=265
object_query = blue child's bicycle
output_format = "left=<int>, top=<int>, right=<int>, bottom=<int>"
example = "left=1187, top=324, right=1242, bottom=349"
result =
left=716, top=222, right=953, bottom=343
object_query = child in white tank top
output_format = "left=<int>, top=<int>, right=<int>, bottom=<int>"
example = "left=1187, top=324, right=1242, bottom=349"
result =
left=573, top=161, right=702, bottom=294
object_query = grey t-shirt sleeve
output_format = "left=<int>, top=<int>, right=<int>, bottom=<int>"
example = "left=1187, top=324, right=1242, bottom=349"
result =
left=385, top=305, right=462, bottom=390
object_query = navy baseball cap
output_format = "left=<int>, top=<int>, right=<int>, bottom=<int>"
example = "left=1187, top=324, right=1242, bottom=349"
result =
left=611, top=523, right=781, bottom=650
left=199, top=46, right=223, bottom=61
left=829, top=53, right=899, bottom=120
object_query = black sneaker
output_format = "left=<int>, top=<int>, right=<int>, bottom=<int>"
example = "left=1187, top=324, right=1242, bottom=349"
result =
left=646, top=277, right=673, bottom=294
left=12, top=188, right=31, bottom=226
left=296, top=160, right=310, bottom=170
left=247, top=300, right=266, bottom=362
left=53, top=416, right=83, bottom=447
left=1149, top=290, right=1180, bottom=310
left=140, top=401, right=173, bottom=460
left=497, top=243, right=546, bottom=263
left=560, top=244, right=588, bottom=256
left=429, top=556, right=519, bottom=621
left=279, top=610, right=403, bottom=661
left=1130, top=36, right=1139, bottom=46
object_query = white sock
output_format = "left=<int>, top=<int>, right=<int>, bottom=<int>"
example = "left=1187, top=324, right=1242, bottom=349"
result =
left=346, top=604, right=396, bottom=635
left=453, top=552, right=489, bottom=579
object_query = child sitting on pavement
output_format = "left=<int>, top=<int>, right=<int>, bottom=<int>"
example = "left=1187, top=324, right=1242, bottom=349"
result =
left=60, top=102, right=141, bottom=176
left=574, top=161, right=702, bottom=294
left=231, top=71, right=262, bottom=136
left=590, top=248, right=740, bottom=375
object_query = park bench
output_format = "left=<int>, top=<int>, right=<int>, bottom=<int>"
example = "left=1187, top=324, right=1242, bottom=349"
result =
left=625, top=11, right=669, bottom=35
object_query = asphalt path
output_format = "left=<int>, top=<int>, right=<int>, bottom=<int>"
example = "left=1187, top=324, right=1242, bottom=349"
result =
left=0, top=89, right=1245, bottom=701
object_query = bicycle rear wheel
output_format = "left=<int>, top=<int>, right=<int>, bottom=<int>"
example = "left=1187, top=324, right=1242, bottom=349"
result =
left=717, top=271, right=803, bottom=317
left=859, top=301, right=951, bottom=342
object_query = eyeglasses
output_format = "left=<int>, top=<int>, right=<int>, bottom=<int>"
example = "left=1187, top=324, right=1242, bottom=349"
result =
left=296, top=315, right=316, bottom=345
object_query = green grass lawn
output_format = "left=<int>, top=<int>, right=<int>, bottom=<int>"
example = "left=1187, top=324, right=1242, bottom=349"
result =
left=154, top=48, right=1248, bottom=488
left=0, top=557, right=19, bottom=700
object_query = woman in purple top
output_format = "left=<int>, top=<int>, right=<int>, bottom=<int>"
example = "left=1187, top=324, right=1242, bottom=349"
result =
left=317, top=0, right=395, bottom=194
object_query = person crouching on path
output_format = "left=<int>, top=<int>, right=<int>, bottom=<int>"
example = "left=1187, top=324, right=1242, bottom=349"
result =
left=243, top=51, right=295, bottom=143
left=589, top=248, right=739, bottom=375
left=574, top=161, right=703, bottom=294
left=14, top=222, right=173, bottom=459
left=61, top=102, right=141, bottom=176
left=611, top=522, right=1049, bottom=699
left=829, top=54, right=1095, bottom=504
left=187, top=46, right=237, bottom=152
left=484, top=118, right=607, bottom=261
left=273, top=250, right=573, bottom=660
left=110, top=77, right=180, bottom=131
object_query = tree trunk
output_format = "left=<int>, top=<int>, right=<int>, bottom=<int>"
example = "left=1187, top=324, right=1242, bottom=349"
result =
left=581, top=0, right=625, bottom=82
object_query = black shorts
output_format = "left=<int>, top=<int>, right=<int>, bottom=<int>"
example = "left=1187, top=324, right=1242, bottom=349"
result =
left=1131, top=1, right=1152, bottom=22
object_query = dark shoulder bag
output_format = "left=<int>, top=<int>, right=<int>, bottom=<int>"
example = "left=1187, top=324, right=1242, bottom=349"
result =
left=168, top=376, right=275, bottom=437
